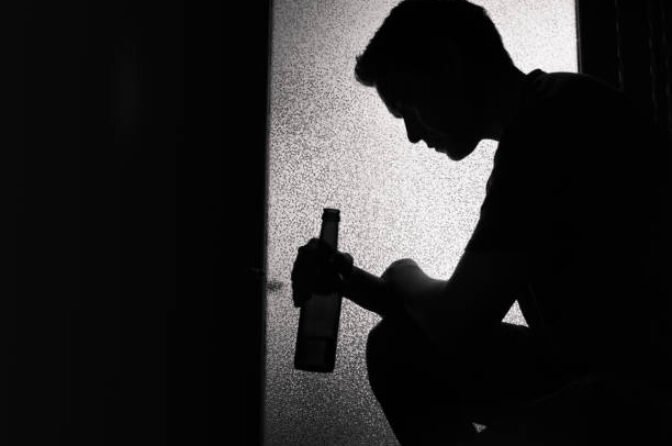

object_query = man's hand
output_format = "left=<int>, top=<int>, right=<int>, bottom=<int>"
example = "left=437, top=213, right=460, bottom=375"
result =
left=290, top=238, right=354, bottom=308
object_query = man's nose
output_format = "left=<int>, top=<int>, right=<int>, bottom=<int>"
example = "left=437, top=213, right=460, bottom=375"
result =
left=403, top=117, right=423, bottom=144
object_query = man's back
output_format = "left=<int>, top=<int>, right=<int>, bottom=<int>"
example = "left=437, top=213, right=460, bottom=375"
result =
left=467, top=69, right=671, bottom=378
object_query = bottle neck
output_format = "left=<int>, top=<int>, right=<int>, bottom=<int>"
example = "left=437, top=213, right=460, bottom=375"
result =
left=319, top=220, right=339, bottom=249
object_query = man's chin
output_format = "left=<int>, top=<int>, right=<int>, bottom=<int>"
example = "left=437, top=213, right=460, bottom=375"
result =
left=445, top=141, right=478, bottom=160
left=446, top=152, right=469, bottom=161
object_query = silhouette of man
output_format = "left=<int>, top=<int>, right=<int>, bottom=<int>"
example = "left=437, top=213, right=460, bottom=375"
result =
left=291, top=0, right=670, bottom=444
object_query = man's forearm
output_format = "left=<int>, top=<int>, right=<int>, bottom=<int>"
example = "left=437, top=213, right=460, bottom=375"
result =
left=340, top=266, right=392, bottom=316
left=340, top=261, right=445, bottom=318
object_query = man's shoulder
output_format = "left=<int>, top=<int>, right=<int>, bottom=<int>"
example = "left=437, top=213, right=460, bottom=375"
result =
left=526, top=70, right=627, bottom=119
left=504, top=69, right=637, bottom=153
left=531, top=70, right=622, bottom=101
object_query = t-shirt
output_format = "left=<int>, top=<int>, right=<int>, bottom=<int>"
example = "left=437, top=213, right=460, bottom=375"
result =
left=465, top=69, right=670, bottom=376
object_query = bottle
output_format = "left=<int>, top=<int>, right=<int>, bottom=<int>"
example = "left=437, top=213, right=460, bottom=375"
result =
left=294, top=208, right=343, bottom=373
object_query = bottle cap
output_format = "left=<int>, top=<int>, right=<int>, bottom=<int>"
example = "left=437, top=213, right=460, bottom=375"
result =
left=322, top=208, right=340, bottom=222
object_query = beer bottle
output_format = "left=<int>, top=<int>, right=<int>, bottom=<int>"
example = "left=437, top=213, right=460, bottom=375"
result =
left=294, top=208, right=343, bottom=372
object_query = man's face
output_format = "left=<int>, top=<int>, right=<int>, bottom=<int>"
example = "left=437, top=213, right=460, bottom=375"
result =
left=376, top=69, right=485, bottom=161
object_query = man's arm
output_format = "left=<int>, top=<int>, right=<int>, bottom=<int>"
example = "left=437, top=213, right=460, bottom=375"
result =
left=339, top=266, right=389, bottom=316
left=292, top=238, right=528, bottom=346
left=337, top=248, right=528, bottom=347
left=398, top=250, right=529, bottom=352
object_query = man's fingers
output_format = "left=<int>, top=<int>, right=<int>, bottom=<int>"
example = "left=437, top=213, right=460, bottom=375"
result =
left=291, top=257, right=303, bottom=281
left=292, top=280, right=311, bottom=307
left=292, top=242, right=315, bottom=279
left=291, top=238, right=342, bottom=307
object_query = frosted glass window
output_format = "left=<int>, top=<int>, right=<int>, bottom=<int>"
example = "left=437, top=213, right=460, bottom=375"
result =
left=265, top=1, right=577, bottom=444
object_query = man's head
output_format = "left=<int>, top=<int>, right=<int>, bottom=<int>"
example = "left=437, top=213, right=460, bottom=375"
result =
left=355, top=0, right=517, bottom=160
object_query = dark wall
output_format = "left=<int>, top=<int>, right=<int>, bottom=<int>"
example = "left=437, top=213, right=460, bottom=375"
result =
left=197, top=2, right=271, bottom=445
left=577, top=0, right=672, bottom=142
left=11, top=1, right=270, bottom=445
left=12, top=2, right=180, bottom=444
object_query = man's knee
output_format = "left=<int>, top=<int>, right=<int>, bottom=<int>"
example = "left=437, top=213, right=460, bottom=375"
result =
left=365, top=318, right=394, bottom=381
left=366, top=317, right=403, bottom=396
left=366, top=315, right=431, bottom=398
left=366, top=316, right=481, bottom=443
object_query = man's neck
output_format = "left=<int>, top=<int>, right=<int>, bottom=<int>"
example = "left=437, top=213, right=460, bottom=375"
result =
left=483, top=68, right=526, bottom=141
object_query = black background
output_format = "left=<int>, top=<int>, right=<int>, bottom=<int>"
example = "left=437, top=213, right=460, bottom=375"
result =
left=9, top=1, right=269, bottom=444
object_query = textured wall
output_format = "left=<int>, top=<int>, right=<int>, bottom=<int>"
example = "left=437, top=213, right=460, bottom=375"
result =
left=265, top=1, right=577, bottom=444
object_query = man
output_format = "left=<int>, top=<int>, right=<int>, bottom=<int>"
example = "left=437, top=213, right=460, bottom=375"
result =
left=291, top=0, right=670, bottom=444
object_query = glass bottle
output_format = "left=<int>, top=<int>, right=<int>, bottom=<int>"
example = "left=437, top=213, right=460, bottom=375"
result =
left=294, top=208, right=343, bottom=372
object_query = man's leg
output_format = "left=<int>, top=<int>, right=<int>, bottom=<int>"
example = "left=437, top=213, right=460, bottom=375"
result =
left=366, top=312, right=566, bottom=446
left=366, top=314, right=476, bottom=445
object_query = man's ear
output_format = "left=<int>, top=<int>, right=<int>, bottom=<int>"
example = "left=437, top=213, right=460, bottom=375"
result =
left=437, top=38, right=464, bottom=83
left=438, top=63, right=463, bottom=87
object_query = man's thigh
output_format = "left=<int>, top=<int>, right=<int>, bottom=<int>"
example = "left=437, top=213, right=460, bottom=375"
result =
left=434, top=322, right=568, bottom=424
left=369, top=314, right=568, bottom=426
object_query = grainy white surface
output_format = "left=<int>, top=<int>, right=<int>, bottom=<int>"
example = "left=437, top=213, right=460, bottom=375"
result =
left=265, top=1, right=577, bottom=444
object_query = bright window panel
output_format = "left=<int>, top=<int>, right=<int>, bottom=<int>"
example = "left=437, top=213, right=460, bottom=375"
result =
left=265, top=1, right=577, bottom=444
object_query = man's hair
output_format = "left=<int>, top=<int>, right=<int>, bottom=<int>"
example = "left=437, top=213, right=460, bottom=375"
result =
left=355, top=0, right=514, bottom=87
